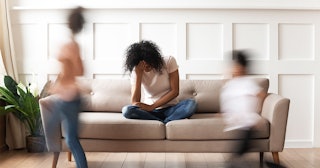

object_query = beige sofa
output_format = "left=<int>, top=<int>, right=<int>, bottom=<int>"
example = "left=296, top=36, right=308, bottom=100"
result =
left=39, top=78, right=290, bottom=167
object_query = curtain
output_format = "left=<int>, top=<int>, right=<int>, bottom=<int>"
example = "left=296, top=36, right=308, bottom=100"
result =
left=0, top=0, right=26, bottom=149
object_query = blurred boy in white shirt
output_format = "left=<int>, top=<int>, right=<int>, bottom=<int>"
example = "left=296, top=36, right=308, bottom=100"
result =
left=220, top=50, right=266, bottom=156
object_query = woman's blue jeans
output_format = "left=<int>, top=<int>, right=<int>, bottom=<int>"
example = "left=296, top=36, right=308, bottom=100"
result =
left=122, top=99, right=197, bottom=124
left=49, top=97, right=88, bottom=168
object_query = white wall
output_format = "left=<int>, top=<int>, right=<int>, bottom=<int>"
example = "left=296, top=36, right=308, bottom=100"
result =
left=9, top=0, right=320, bottom=148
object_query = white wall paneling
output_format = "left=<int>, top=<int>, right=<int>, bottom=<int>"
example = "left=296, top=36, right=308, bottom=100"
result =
left=10, top=0, right=320, bottom=10
left=187, top=23, right=223, bottom=60
left=94, top=23, right=132, bottom=60
left=48, top=23, right=70, bottom=60
left=9, top=5, right=320, bottom=148
left=279, top=75, right=315, bottom=148
left=279, top=23, right=315, bottom=60
left=233, top=23, right=269, bottom=60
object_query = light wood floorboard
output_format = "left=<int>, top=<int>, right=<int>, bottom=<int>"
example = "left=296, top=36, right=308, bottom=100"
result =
left=165, top=153, right=185, bottom=168
left=0, top=148, right=319, bottom=168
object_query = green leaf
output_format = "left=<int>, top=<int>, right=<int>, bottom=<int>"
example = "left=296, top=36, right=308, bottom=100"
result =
left=0, top=87, right=19, bottom=105
left=4, top=75, right=18, bottom=97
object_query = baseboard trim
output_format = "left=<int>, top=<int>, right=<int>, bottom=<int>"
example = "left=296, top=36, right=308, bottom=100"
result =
left=0, top=144, right=8, bottom=153
left=284, top=140, right=313, bottom=148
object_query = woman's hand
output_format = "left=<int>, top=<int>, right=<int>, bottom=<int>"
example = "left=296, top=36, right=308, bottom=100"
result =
left=133, top=102, right=155, bottom=112
left=135, top=61, right=145, bottom=77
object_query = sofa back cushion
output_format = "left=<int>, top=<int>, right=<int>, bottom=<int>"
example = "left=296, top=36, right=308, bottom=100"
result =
left=80, top=79, right=131, bottom=112
left=79, top=78, right=269, bottom=113
left=178, top=78, right=269, bottom=113
left=177, top=80, right=226, bottom=113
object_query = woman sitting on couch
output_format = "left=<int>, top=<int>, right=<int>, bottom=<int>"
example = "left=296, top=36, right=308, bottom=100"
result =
left=122, top=40, right=197, bottom=124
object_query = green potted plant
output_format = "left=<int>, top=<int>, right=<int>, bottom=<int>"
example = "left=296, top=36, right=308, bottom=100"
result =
left=0, top=75, right=45, bottom=153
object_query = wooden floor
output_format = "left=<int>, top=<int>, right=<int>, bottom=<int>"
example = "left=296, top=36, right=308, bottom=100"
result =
left=0, top=148, right=319, bottom=168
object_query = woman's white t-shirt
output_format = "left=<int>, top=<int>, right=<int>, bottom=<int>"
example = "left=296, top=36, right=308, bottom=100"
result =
left=131, top=56, right=179, bottom=109
left=220, top=77, right=262, bottom=131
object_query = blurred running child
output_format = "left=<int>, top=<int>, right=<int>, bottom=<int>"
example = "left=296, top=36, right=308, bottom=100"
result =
left=47, top=7, right=88, bottom=168
left=220, top=50, right=266, bottom=156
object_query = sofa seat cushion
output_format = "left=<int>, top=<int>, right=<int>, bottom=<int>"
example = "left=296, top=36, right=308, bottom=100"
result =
left=166, top=113, right=270, bottom=140
left=61, top=112, right=165, bottom=140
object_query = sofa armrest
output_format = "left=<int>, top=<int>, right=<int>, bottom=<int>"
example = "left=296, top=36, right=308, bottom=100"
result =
left=261, top=93, right=290, bottom=152
left=39, top=95, right=61, bottom=152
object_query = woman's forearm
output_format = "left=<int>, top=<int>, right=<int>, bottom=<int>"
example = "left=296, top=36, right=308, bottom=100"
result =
left=151, top=90, right=179, bottom=109
left=131, top=76, right=142, bottom=103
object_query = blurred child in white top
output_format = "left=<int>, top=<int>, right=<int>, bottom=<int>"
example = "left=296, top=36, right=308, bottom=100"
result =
left=220, top=50, right=266, bottom=155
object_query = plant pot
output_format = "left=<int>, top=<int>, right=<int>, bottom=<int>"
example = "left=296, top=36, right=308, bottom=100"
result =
left=26, top=135, right=45, bottom=153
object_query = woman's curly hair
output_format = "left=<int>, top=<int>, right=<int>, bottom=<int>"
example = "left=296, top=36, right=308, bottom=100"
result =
left=68, top=7, right=85, bottom=34
left=124, top=40, right=164, bottom=74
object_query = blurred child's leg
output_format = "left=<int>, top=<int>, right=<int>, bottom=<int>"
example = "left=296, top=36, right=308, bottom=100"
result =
left=236, top=128, right=253, bottom=156
left=59, top=97, right=88, bottom=168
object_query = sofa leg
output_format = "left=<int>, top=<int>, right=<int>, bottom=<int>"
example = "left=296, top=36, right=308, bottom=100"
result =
left=272, top=152, right=280, bottom=164
left=68, top=151, right=72, bottom=161
left=259, top=152, right=264, bottom=165
left=52, top=152, right=60, bottom=168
